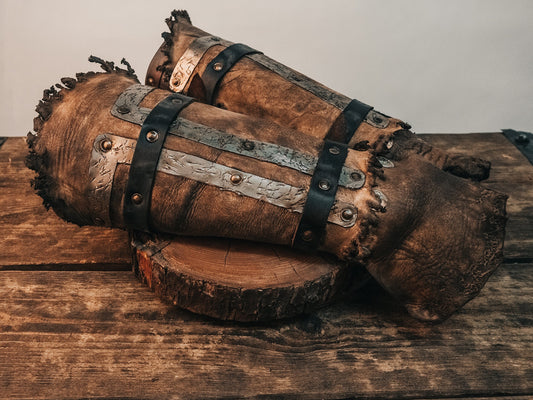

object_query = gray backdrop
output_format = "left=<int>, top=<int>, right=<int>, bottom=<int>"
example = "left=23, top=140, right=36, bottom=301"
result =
left=1, top=0, right=532, bottom=136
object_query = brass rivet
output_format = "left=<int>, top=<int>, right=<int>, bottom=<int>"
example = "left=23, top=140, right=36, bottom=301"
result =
left=117, top=106, right=130, bottom=114
left=318, top=180, right=331, bottom=191
left=131, top=193, right=143, bottom=204
left=146, top=130, right=159, bottom=143
left=213, top=62, right=224, bottom=71
left=171, top=98, right=182, bottom=105
left=230, top=174, right=243, bottom=185
left=242, top=140, right=255, bottom=151
left=99, top=138, right=113, bottom=152
left=301, top=230, right=314, bottom=242
left=147, top=77, right=155, bottom=85
left=329, top=146, right=340, bottom=155
left=341, top=208, right=355, bottom=222
left=386, top=139, right=394, bottom=149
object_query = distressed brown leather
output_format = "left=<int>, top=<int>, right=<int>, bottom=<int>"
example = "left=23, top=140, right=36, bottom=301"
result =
left=146, top=10, right=490, bottom=181
left=27, top=67, right=507, bottom=322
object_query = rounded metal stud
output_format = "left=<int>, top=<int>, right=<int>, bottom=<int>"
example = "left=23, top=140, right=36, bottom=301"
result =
left=242, top=140, right=255, bottom=151
left=171, top=97, right=182, bottom=105
left=329, top=146, right=340, bottom=155
left=146, top=130, right=159, bottom=143
left=350, top=171, right=364, bottom=181
left=230, top=174, right=243, bottom=185
left=147, top=77, right=155, bottom=85
left=376, top=156, right=394, bottom=168
left=318, top=180, right=331, bottom=191
left=99, top=138, right=113, bottom=152
left=131, top=193, right=143, bottom=205
left=117, top=106, right=130, bottom=114
left=516, top=134, right=529, bottom=145
left=340, top=208, right=355, bottom=222
left=301, top=230, right=314, bottom=242
left=373, top=189, right=388, bottom=208
left=386, top=139, right=394, bottom=149
left=213, top=62, right=224, bottom=72
left=372, top=114, right=384, bottom=124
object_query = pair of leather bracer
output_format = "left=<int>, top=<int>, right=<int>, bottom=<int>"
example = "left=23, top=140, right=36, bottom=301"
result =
left=26, top=12, right=507, bottom=323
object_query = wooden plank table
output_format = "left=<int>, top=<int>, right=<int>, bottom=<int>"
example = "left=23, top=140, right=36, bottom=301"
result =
left=0, top=133, right=531, bottom=399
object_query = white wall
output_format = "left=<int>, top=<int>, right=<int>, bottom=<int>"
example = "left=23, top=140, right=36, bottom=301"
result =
left=1, top=0, right=532, bottom=136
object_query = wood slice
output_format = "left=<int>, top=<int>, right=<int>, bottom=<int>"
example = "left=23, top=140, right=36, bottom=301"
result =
left=132, top=233, right=370, bottom=321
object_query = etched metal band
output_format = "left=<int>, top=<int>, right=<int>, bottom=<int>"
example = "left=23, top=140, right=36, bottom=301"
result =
left=294, top=140, right=350, bottom=250
left=123, top=92, right=195, bottom=232
left=168, top=35, right=390, bottom=129
left=201, top=43, right=263, bottom=104
left=90, top=133, right=357, bottom=229
left=112, top=84, right=366, bottom=190
left=170, top=36, right=226, bottom=92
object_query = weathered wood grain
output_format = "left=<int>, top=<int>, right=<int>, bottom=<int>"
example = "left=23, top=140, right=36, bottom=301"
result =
left=0, top=138, right=130, bottom=268
left=0, top=264, right=530, bottom=399
left=422, top=132, right=533, bottom=260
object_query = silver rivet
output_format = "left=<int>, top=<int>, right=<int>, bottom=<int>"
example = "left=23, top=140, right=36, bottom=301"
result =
left=242, top=140, right=255, bottom=151
left=146, top=130, right=159, bottom=143
left=318, top=180, right=331, bottom=191
left=329, top=146, right=340, bottom=155
left=230, top=174, right=242, bottom=185
left=99, top=138, right=113, bottom=152
left=131, top=193, right=143, bottom=204
left=301, top=230, right=314, bottom=242
left=171, top=98, right=182, bottom=105
left=341, top=208, right=355, bottom=222
left=213, top=62, right=224, bottom=71
left=147, top=77, right=155, bottom=85
left=117, top=106, right=130, bottom=114
left=373, top=189, right=388, bottom=208
left=516, top=134, right=529, bottom=145
left=386, top=139, right=394, bottom=149
left=376, top=156, right=394, bottom=168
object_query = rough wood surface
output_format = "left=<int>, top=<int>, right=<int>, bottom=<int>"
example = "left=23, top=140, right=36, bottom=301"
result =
left=0, top=138, right=130, bottom=268
left=0, top=133, right=531, bottom=399
left=133, top=233, right=369, bottom=321
left=421, top=133, right=533, bottom=260
left=0, top=264, right=530, bottom=399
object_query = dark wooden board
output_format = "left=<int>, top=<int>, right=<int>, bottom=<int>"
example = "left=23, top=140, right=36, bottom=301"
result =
left=422, top=133, right=533, bottom=260
left=0, top=134, right=531, bottom=399
left=0, top=138, right=131, bottom=268
left=0, top=263, right=530, bottom=399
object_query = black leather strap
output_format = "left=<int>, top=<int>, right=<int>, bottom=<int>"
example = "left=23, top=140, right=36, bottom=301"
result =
left=123, top=92, right=195, bottom=232
left=293, top=140, right=349, bottom=251
left=201, top=43, right=262, bottom=104
left=330, top=99, right=373, bottom=144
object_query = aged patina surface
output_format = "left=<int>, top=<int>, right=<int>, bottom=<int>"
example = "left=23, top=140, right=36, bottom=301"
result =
left=26, top=61, right=506, bottom=322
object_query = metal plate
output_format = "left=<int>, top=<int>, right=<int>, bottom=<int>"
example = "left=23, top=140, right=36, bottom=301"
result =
left=89, top=133, right=357, bottom=229
left=168, top=35, right=390, bottom=128
left=111, top=84, right=366, bottom=190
